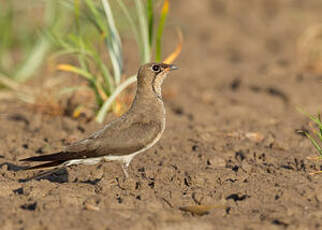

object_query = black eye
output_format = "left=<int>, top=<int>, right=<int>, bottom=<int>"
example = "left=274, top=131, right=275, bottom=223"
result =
left=152, top=64, right=161, bottom=73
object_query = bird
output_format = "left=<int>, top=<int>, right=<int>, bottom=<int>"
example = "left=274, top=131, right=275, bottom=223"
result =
left=20, top=62, right=178, bottom=177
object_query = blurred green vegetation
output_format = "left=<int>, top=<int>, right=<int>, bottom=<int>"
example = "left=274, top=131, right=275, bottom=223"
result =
left=298, top=108, right=322, bottom=175
left=50, top=0, right=173, bottom=122
left=302, top=111, right=322, bottom=157
left=0, top=0, right=63, bottom=82
left=0, top=0, right=179, bottom=122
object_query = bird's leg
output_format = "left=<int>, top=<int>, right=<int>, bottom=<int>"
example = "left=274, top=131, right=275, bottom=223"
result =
left=121, top=157, right=133, bottom=178
left=121, top=161, right=130, bottom=178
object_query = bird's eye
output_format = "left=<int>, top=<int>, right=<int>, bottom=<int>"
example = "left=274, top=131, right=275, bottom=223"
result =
left=151, top=64, right=161, bottom=73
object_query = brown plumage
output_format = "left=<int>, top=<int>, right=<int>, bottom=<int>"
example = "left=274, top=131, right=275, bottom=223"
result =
left=21, top=63, right=177, bottom=176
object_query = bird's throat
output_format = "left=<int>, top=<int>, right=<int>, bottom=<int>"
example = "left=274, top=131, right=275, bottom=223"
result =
left=152, top=74, right=166, bottom=100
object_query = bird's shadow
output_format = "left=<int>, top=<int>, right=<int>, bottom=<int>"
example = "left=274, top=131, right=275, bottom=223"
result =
left=0, top=162, right=28, bottom=171
left=0, top=162, right=69, bottom=183
left=18, top=168, right=69, bottom=183
left=1, top=162, right=106, bottom=185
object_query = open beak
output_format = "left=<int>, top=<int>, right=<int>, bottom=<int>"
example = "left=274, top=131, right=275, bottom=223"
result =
left=166, top=64, right=178, bottom=72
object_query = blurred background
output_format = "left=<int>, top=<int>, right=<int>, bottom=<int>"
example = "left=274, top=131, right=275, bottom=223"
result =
left=0, top=0, right=182, bottom=121
left=1, top=0, right=322, bottom=229
left=1, top=0, right=321, bottom=120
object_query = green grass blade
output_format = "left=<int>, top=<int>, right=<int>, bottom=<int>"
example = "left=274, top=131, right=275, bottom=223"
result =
left=318, top=114, right=322, bottom=137
left=305, top=132, right=322, bottom=155
left=0, top=2, right=14, bottom=70
left=308, top=127, right=322, bottom=144
left=146, top=0, right=154, bottom=48
left=297, top=107, right=322, bottom=128
left=85, top=36, right=114, bottom=94
left=135, top=0, right=150, bottom=63
left=74, top=0, right=81, bottom=33
left=101, top=0, right=123, bottom=85
left=58, top=86, right=88, bottom=96
left=96, top=57, right=114, bottom=93
left=116, top=0, right=141, bottom=57
left=96, top=75, right=137, bottom=123
left=312, top=113, right=322, bottom=141
left=84, top=0, right=106, bottom=33
left=59, top=0, right=75, bottom=11
left=155, top=0, right=169, bottom=62
left=51, top=49, right=88, bottom=58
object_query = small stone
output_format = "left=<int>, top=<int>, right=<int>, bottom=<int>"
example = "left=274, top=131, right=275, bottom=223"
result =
left=245, top=132, right=264, bottom=143
left=84, top=203, right=100, bottom=211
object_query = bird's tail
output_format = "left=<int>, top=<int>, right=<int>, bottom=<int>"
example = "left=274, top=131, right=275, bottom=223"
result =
left=20, top=152, right=67, bottom=170
left=23, top=160, right=66, bottom=171
left=20, top=152, right=65, bottom=162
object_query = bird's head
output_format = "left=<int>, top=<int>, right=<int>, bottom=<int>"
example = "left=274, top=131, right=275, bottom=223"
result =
left=137, top=62, right=178, bottom=99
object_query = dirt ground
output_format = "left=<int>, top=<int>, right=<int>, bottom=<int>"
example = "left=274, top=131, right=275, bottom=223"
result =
left=1, top=0, right=322, bottom=229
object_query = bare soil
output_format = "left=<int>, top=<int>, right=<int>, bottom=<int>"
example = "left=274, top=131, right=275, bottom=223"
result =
left=1, top=0, right=322, bottom=229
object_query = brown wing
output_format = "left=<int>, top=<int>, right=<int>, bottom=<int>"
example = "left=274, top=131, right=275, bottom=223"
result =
left=95, top=119, right=163, bottom=156
left=21, top=117, right=163, bottom=164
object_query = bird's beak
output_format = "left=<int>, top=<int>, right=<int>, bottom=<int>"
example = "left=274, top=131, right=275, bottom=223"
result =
left=166, top=64, right=178, bottom=72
